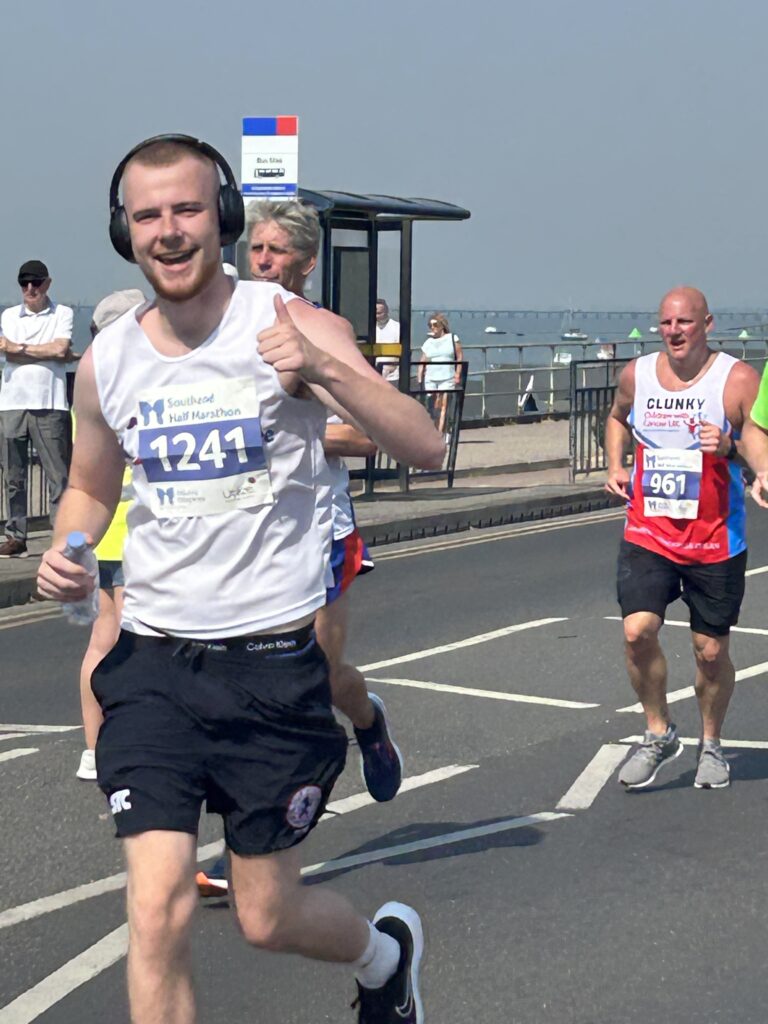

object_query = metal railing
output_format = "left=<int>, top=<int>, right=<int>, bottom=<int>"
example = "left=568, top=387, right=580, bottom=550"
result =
left=351, top=361, right=469, bottom=492
left=569, top=353, right=768, bottom=478
left=464, top=337, right=768, bottom=423
left=0, top=440, right=54, bottom=523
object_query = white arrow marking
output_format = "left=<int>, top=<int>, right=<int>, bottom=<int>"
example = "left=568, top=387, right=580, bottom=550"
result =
left=616, top=661, right=768, bottom=713
left=368, top=676, right=598, bottom=709
left=0, top=748, right=38, bottom=764
left=359, top=618, right=568, bottom=672
left=556, top=744, right=629, bottom=810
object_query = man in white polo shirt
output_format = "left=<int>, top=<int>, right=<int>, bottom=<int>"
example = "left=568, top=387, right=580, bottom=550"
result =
left=374, top=298, right=400, bottom=383
left=0, top=260, right=73, bottom=557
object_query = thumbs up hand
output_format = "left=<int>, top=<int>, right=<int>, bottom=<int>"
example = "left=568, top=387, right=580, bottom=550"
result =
left=257, top=294, right=328, bottom=385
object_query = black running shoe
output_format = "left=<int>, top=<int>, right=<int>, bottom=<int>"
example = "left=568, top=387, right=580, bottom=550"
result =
left=354, top=694, right=403, bottom=803
left=353, top=902, right=424, bottom=1023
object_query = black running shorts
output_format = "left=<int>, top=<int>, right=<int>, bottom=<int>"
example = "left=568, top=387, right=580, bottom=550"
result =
left=91, top=626, right=348, bottom=856
left=616, top=539, right=747, bottom=637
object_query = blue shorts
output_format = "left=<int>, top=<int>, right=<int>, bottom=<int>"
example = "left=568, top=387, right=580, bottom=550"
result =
left=325, top=528, right=374, bottom=605
left=99, top=560, right=124, bottom=590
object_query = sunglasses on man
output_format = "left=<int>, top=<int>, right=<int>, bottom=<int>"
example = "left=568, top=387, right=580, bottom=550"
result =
left=19, top=279, right=45, bottom=289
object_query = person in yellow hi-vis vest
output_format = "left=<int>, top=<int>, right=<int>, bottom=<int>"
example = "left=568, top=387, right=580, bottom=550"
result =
left=75, top=290, right=144, bottom=780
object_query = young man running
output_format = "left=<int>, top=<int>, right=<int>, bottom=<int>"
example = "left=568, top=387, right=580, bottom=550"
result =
left=605, top=287, right=759, bottom=791
left=196, top=199, right=403, bottom=897
left=38, top=134, right=443, bottom=1023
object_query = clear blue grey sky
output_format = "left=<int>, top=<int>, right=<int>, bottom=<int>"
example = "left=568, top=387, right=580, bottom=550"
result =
left=3, top=0, right=768, bottom=310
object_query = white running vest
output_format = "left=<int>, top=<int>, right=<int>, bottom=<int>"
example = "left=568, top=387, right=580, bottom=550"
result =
left=92, top=281, right=332, bottom=638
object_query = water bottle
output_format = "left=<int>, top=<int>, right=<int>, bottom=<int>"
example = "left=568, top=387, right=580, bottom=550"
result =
left=61, top=531, right=100, bottom=626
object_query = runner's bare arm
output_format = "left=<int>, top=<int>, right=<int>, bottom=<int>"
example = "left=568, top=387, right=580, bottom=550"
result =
left=604, top=360, right=636, bottom=499
left=0, top=335, right=71, bottom=362
left=36, top=348, right=126, bottom=603
left=324, top=422, right=376, bottom=459
left=712, top=361, right=762, bottom=461
left=742, top=418, right=768, bottom=508
left=258, top=296, right=445, bottom=469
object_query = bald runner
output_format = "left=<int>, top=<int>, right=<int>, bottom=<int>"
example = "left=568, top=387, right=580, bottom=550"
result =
left=605, top=287, right=759, bottom=791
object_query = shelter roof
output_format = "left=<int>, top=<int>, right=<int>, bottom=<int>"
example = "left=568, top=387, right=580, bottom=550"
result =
left=299, top=188, right=470, bottom=222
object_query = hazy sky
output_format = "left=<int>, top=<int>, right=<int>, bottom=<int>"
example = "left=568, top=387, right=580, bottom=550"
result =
left=3, top=0, right=768, bottom=310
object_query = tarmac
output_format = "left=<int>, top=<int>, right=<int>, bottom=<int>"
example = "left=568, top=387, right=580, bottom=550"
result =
left=0, top=419, right=613, bottom=608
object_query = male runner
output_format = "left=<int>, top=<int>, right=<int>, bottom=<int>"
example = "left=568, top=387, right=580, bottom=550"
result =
left=605, top=287, right=759, bottom=790
left=38, top=135, right=443, bottom=1023
left=196, top=199, right=403, bottom=898
left=248, top=199, right=403, bottom=796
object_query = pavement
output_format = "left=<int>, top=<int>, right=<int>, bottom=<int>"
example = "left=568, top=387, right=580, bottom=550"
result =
left=0, top=419, right=612, bottom=608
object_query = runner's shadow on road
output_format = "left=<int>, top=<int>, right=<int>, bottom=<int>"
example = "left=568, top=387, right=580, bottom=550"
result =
left=304, top=816, right=545, bottom=885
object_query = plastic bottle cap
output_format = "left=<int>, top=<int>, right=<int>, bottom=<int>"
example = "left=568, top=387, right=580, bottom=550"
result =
left=66, top=530, right=87, bottom=550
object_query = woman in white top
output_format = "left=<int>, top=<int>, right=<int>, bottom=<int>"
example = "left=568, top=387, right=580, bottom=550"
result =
left=417, top=312, right=463, bottom=435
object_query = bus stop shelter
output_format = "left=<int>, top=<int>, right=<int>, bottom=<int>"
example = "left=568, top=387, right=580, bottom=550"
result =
left=296, top=188, right=471, bottom=493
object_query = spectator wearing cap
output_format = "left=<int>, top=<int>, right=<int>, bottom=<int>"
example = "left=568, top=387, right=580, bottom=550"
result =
left=0, top=260, right=74, bottom=557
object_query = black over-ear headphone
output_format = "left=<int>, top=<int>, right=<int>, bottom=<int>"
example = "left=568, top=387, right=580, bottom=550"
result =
left=108, top=133, right=245, bottom=263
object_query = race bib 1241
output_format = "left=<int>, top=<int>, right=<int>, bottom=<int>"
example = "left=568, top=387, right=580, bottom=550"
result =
left=641, top=447, right=702, bottom=520
left=135, top=377, right=274, bottom=517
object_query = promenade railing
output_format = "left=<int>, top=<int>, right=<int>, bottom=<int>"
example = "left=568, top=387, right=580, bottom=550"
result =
left=569, top=352, right=768, bottom=478
left=463, top=336, right=768, bottom=422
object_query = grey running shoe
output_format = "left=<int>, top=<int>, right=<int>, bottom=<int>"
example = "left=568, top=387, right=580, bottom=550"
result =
left=694, top=739, right=730, bottom=789
left=619, top=725, right=683, bottom=790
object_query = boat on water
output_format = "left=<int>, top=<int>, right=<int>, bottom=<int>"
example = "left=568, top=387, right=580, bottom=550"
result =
left=560, top=328, right=589, bottom=341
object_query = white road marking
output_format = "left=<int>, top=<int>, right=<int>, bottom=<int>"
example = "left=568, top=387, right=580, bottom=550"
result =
left=0, top=724, right=79, bottom=734
left=375, top=509, right=624, bottom=561
left=0, top=924, right=128, bottom=1024
left=0, top=734, right=30, bottom=743
left=368, top=676, right=599, bottom=709
left=0, top=748, right=38, bottom=764
left=617, top=660, right=768, bottom=712
left=556, top=744, right=629, bottom=810
left=0, top=809, right=569, bottom=1021
left=620, top=735, right=768, bottom=749
left=605, top=614, right=768, bottom=637
left=360, top=618, right=567, bottom=673
left=301, top=810, right=570, bottom=877
left=745, top=564, right=768, bottom=577
left=0, top=764, right=475, bottom=931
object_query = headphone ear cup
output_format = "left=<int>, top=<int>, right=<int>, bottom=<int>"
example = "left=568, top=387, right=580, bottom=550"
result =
left=109, top=206, right=136, bottom=263
left=218, top=185, right=245, bottom=247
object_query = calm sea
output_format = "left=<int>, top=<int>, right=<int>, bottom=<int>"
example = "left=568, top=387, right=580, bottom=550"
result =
left=4, top=303, right=765, bottom=373
left=411, top=308, right=768, bottom=374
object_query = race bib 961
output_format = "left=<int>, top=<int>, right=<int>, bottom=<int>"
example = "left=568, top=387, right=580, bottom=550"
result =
left=641, top=448, right=702, bottom=520
left=135, top=377, right=274, bottom=517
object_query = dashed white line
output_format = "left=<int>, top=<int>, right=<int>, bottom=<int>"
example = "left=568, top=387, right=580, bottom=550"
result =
left=556, top=744, right=628, bottom=810
left=368, top=676, right=599, bottom=709
left=360, top=618, right=567, bottom=673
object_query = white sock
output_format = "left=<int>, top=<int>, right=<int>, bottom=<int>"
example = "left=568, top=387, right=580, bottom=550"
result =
left=353, top=921, right=401, bottom=990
